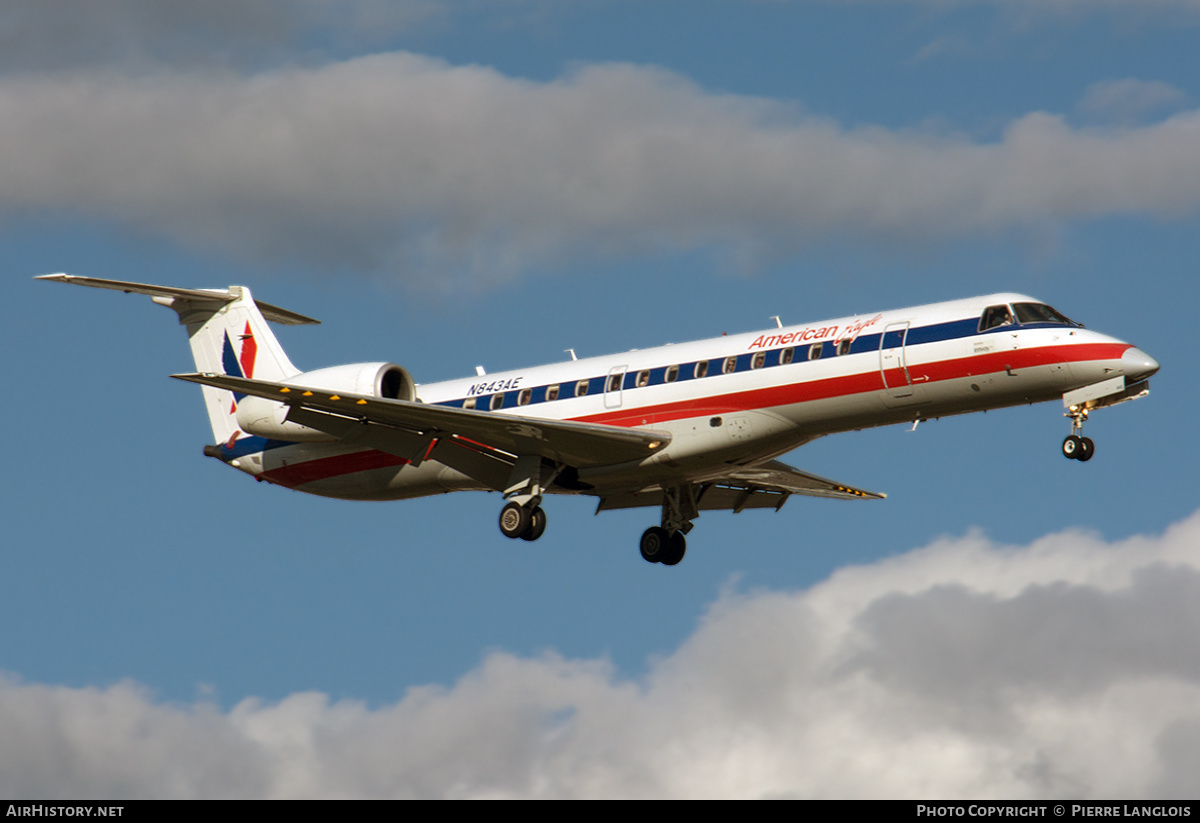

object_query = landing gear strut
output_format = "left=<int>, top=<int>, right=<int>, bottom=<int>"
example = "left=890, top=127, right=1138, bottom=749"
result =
left=640, top=484, right=698, bottom=566
left=497, top=455, right=561, bottom=541
left=1062, top=407, right=1095, bottom=462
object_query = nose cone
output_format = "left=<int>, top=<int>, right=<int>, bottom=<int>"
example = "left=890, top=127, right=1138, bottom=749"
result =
left=1122, top=346, right=1160, bottom=382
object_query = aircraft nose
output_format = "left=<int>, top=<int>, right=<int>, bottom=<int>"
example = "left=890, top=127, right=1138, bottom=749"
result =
left=1122, top=346, right=1160, bottom=382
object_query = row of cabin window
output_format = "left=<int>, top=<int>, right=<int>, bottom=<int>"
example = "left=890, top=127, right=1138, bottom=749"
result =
left=459, top=338, right=856, bottom=411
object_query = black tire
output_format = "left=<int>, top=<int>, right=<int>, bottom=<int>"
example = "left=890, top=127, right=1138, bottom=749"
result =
left=640, top=527, right=670, bottom=563
left=499, top=502, right=531, bottom=539
left=1062, top=435, right=1082, bottom=460
left=520, top=507, right=547, bottom=541
left=661, top=531, right=687, bottom=566
left=1077, top=437, right=1095, bottom=462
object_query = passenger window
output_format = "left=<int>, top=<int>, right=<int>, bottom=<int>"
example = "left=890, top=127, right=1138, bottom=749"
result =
left=723, top=356, right=737, bottom=374
left=979, top=305, right=1014, bottom=332
left=546, top=384, right=559, bottom=402
left=751, top=352, right=765, bottom=370
left=636, top=370, right=650, bottom=388
left=463, top=397, right=476, bottom=410
left=518, top=388, right=531, bottom=406
left=808, top=343, right=822, bottom=361
left=575, top=380, right=589, bottom=397
left=837, top=339, right=852, bottom=356
left=780, top=347, right=794, bottom=365
left=665, top=365, right=679, bottom=383
left=694, top=361, right=709, bottom=379
left=490, top=393, right=504, bottom=410
left=607, top=373, right=622, bottom=392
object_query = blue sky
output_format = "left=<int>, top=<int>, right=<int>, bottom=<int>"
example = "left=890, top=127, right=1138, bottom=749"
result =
left=3, top=0, right=1199, bottom=798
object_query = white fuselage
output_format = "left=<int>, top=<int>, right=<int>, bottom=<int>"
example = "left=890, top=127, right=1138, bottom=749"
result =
left=217, top=293, right=1154, bottom=500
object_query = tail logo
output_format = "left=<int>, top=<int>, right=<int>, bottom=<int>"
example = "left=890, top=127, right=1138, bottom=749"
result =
left=222, top=322, right=258, bottom=412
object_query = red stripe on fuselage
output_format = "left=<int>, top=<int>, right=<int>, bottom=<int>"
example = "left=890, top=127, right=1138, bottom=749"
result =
left=571, top=342, right=1130, bottom=427
left=251, top=341, right=1129, bottom=484
left=260, top=450, right=409, bottom=488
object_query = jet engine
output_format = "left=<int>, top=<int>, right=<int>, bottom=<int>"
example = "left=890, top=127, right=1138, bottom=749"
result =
left=235, top=362, right=416, bottom=442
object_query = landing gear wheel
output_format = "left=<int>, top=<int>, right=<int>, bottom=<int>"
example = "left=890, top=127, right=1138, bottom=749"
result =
left=499, top=502, right=531, bottom=539
left=1062, top=435, right=1083, bottom=460
left=660, top=531, right=687, bottom=566
left=520, top=507, right=547, bottom=541
left=640, top=527, right=670, bottom=563
left=1077, top=437, right=1095, bottom=462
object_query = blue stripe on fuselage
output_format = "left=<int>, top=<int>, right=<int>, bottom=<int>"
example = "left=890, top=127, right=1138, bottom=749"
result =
left=429, top=316, right=1072, bottom=412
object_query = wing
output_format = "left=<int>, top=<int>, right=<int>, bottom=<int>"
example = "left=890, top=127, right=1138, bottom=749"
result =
left=596, top=459, right=885, bottom=513
left=173, top=372, right=671, bottom=472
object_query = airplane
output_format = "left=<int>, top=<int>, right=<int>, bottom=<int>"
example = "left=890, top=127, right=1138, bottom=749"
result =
left=38, top=273, right=1159, bottom=566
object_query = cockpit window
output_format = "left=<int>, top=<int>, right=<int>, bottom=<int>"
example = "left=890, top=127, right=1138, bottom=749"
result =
left=978, top=305, right=1015, bottom=332
left=1012, top=302, right=1079, bottom=327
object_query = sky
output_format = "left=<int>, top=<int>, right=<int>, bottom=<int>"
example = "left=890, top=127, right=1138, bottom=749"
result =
left=3, top=0, right=1199, bottom=799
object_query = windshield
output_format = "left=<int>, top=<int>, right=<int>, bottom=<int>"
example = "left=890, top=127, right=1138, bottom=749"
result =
left=1012, top=302, right=1080, bottom=327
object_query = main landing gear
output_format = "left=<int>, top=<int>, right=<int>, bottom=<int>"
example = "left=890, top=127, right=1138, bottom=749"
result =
left=640, top=484, right=699, bottom=567
left=497, top=455, right=558, bottom=542
left=499, top=501, right=547, bottom=541
left=640, top=526, right=687, bottom=565
left=1062, top=407, right=1095, bottom=462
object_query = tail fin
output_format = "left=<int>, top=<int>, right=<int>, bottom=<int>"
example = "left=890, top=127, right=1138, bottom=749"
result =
left=37, top=274, right=319, bottom=444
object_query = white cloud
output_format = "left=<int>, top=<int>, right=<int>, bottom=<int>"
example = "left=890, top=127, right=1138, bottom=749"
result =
left=1076, top=79, right=1189, bottom=125
left=3, top=54, right=1200, bottom=286
left=3, top=509, right=1200, bottom=798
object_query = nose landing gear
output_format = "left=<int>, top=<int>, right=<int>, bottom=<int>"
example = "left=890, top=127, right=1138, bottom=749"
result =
left=1062, top=434, right=1094, bottom=461
left=1062, top=407, right=1095, bottom=462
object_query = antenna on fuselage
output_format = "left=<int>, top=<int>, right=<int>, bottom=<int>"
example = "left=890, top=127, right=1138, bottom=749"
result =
left=771, top=316, right=783, bottom=328
left=565, top=349, right=577, bottom=361
left=475, top=365, right=486, bottom=376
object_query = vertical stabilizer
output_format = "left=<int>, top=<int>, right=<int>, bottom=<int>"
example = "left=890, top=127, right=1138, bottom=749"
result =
left=36, top=274, right=319, bottom=444
left=175, top=285, right=303, bottom=444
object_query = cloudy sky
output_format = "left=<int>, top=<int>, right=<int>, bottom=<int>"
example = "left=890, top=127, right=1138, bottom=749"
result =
left=4, top=0, right=1198, bottom=798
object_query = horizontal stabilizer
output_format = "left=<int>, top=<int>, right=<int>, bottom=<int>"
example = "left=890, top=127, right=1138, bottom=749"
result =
left=36, top=274, right=320, bottom=325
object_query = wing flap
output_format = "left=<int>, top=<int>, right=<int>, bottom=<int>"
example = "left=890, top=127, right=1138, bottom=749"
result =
left=722, top=459, right=886, bottom=501
left=173, top=372, right=671, bottom=468
left=596, top=459, right=884, bottom=512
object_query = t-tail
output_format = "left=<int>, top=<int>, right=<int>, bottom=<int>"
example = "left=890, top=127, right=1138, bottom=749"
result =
left=36, top=274, right=319, bottom=445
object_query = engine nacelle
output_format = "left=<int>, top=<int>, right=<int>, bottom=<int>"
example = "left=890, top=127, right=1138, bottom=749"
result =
left=236, top=362, right=416, bottom=442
